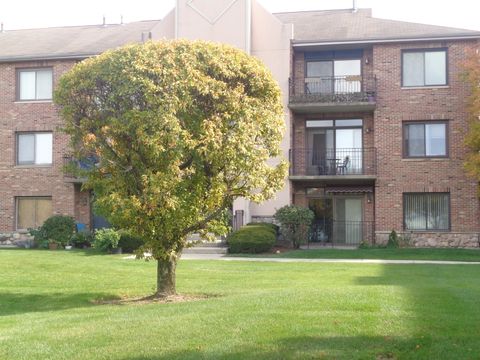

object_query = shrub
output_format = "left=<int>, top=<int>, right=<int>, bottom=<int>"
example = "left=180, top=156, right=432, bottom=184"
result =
left=387, top=230, right=400, bottom=248
left=274, top=205, right=314, bottom=249
left=70, top=231, right=94, bottom=248
left=93, top=228, right=120, bottom=252
left=118, top=231, right=144, bottom=253
left=246, top=222, right=279, bottom=236
left=227, top=226, right=276, bottom=254
left=29, top=215, right=75, bottom=248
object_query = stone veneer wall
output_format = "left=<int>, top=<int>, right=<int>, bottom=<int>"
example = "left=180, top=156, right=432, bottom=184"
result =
left=0, top=232, right=34, bottom=248
left=376, top=231, right=480, bottom=248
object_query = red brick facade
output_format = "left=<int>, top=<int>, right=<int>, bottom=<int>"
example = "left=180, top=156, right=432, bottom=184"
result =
left=0, top=59, right=91, bottom=237
left=290, top=40, right=480, bottom=247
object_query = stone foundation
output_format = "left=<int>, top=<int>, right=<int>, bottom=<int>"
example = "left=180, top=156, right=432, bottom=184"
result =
left=375, top=231, right=480, bottom=248
left=0, top=232, right=34, bottom=248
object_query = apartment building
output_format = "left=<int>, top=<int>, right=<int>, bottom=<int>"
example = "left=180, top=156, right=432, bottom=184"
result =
left=1, top=0, right=479, bottom=247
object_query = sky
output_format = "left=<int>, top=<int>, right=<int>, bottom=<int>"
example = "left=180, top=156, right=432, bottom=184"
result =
left=0, top=0, right=479, bottom=31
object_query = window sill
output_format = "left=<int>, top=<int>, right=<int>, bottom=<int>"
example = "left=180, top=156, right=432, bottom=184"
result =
left=14, top=165, right=53, bottom=169
left=402, top=157, right=449, bottom=161
left=401, top=86, right=449, bottom=90
left=404, top=230, right=450, bottom=233
left=14, top=100, right=53, bottom=104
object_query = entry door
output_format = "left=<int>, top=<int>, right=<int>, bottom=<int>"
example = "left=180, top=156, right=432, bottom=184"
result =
left=308, top=198, right=333, bottom=242
left=335, top=129, right=362, bottom=174
left=334, top=197, right=363, bottom=244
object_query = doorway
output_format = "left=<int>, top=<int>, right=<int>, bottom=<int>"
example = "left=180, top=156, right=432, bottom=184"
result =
left=308, top=195, right=363, bottom=244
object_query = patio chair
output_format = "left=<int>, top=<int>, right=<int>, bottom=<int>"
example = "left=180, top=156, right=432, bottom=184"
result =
left=336, top=156, right=350, bottom=174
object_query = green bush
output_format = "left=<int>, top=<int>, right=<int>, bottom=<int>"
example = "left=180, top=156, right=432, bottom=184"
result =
left=118, top=231, right=143, bottom=253
left=274, top=205, right=314, bottom=249
left=227, top=226, right=276, bottom=254
left=387, top=230, right=399, bottom=248
left=70, top=231, right=94, bottom=248
left=246, top=222, right=279, bottom=236
left=29, top=215, right=76, bottom=248
left=93, top=228, right=120, bottom=252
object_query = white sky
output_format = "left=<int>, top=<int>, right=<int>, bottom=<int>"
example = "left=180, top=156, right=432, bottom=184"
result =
left=0, top=0, right=479, bottom=31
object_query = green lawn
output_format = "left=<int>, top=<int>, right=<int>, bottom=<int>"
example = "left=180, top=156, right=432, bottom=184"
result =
left=232, top=247, right=480, bottom=262
left=1, top=249, right=480, bottom=359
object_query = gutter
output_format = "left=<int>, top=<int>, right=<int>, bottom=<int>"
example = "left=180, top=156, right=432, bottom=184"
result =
left=292, top=34, right=480, bottom=48
left=0, top=53, right=99, bottom=63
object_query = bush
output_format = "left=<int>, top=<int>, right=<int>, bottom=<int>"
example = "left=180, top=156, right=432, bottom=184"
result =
left=387, top=230, right=399, bottom=248
left=274, top=205, right=314, bottom=249
left=227, top=226, right=276, bottom=254
left=70, top=231, right=94, bottom=248
left=118, top=231, right=143, bottom=253
left=246, top=222, right=279, bottom=236
left=93, top=228, right=120, bottom=252
left=29, top=215, right=76, bottom=248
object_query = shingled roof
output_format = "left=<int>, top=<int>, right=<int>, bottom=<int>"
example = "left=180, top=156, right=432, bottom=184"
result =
left=274, top=9, right=480, bottom=44
left=0, top=20, right=161, bottom=62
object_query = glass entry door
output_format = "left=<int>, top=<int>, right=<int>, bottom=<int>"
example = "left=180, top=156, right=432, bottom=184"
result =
left=335, top=128, right=363, bottom=174
left=334, top=197, right=363, bottom=245
left=308, top=198, right=333, bottom=242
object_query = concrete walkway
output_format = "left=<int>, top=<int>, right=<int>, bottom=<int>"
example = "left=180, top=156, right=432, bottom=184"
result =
left=179, top=253, right=480, bottom=265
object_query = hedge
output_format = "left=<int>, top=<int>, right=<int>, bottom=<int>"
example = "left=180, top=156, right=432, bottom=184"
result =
left=227, top=225, right=276, bottom=254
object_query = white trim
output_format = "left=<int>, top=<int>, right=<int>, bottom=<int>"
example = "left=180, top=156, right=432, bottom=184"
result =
left=245, top=0, right=251, bottom=54
left=175, top=0, right=179, bottom=39
left=292, top=35, right=480, bottom=48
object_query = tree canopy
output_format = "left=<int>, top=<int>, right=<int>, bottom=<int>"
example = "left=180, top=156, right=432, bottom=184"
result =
left=54, top=40, right=287, bottom=296
left=464, top=50, right=480, bottom=193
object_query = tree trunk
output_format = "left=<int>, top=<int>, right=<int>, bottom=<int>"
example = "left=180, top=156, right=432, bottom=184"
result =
left=155, top=254, right=177, bottom=298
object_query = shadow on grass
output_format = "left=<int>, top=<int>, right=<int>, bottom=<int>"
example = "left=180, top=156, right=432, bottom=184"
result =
left=120, top=335, right=429, bottom=359
left=0, top=292, right=121, bottom=316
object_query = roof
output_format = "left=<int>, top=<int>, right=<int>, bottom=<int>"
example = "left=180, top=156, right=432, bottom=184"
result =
left=0, top=20, right=161, bottom=62
left=274, top=9, right=480, bottom=45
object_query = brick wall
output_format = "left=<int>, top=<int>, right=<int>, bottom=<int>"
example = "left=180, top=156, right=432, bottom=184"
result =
left=0, top=59, right=91, bottom=237
left=373, top=40, right=480, bottom=237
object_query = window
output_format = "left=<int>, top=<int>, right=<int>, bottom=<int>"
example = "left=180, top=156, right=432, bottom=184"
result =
left=16, top=197, right=52, bottom=230
left=403, top=122, right=447, bottom=157
left=305, top=50, right=362, bottom=94
left=17, top=68, right=53, bottom=100
left=17, top=132, right=53, bottom=165
left=404, top=193, right=450, bottom=230
left=402, top=49, right=447, bottom=87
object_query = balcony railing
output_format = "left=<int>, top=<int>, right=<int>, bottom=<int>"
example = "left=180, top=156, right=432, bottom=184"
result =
left=63, top=155, right=98, bottom=181
left=289, top=75, right=376, bottom=105
left=308, top=220, right=375, bottom=246
left=290, top=148, right=377, bottom=177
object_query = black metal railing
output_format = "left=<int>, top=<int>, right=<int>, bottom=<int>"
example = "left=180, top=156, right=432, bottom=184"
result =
left=290, top=148, right=376, bottom=176
left=289, top=75, right=376, bottom=104
left=309, top=220, right=374, bottom=246
left=63, top=155, right=98, bottom=179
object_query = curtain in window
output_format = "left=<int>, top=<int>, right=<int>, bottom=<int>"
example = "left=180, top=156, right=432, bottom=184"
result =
left=18, top=134, right=35, bottom=164
left=36, top=70, right=53, bottom=100
left=425, top=124, right=446, bottom=156
left=403, top=52, right=424, bottom=87
left=404, top=193, right=449, bottom=230
left=35, top=133, right=53, bottom=164
left=425, top=51, right=446, bottom=85
left=19, top=71, right=36, bottom=100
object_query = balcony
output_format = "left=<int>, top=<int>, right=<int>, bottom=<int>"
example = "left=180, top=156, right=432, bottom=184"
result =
left=63, top=155, right=97, bottom=183
left=289, top=147, right=376, bottom=183
left=288, top=75, right=376, bottom=113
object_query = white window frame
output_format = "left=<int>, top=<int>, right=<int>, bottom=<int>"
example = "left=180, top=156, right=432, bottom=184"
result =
left=16, top=132, right=53, bottom=166
left=17, top=68, right=53, bottom=101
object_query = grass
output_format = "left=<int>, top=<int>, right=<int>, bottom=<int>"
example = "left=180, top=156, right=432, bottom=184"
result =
left=1, top=249, right=480, bottom=359
left=231, top=247, right=480, bottom=262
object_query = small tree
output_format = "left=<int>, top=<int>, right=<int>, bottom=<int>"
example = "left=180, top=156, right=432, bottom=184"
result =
left=463, top=50, right=480, bottom=194
left=274, top=205, right=314, bottom=249
left=55, top=40, right=287, bottom=298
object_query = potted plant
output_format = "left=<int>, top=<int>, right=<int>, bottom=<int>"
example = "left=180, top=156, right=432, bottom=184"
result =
left=48, top=239, right=59, bottom=250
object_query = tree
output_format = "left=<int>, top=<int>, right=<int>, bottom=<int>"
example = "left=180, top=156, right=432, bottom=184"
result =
left=464, top=50, right=480, bottom=193
left=54, top=40, right=288, bottom=297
